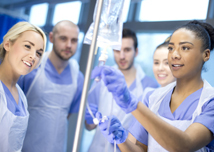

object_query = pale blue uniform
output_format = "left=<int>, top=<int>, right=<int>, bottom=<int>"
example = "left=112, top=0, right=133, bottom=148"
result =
left=129, top=81, right=214, bottom=151
left=18, top=52, right=84, bottom=152
left=88, top=64, right=159, bottom=152
left=2, top=82, right=26, bottom=116
left=0, top=81, right=29, bottom=152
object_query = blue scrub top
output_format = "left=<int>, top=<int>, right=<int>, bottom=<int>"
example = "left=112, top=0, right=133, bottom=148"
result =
left=1, top=81, right=26, bottom=116
left=17, top=58, right=84, bottom=113
left=129, top=88, right=214, bottom=151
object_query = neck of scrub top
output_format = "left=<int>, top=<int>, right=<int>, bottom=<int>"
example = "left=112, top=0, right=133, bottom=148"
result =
left=120, top=65, right=137, bottom=88
left=48, top=51, right=70, bottom=74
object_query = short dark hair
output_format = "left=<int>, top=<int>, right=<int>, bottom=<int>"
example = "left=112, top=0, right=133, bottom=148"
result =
left=122, top=28, right=138, bottom=50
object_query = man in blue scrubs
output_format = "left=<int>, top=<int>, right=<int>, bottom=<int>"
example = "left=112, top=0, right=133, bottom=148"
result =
left=85, top=29, right=159, bottom=152
left=18, top=20, right=84, bottom=152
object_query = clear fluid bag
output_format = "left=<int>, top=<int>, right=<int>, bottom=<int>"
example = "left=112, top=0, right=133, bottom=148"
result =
left=84, top=0, right=125, bottom=51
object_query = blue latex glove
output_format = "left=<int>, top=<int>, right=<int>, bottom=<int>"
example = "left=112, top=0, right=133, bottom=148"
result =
left=96, top=112, right=128, bottom=144
left=85, top=103, right=98, bottom=124
left=91, top=66, right=139, bottom=113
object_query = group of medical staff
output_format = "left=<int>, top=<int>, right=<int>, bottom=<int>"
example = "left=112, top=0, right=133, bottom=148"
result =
left=0, top=18, right=214, bottom=152
left=86, top=28, right=161, bottom=152
left=0, top=20, right=84, bottom=152
left=91, top=20, right=214, bottom=152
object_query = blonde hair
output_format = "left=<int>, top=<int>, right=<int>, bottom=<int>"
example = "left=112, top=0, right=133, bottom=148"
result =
left=0, top=21, right=47, bottom=66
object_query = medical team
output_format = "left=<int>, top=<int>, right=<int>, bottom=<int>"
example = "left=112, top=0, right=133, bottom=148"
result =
left=0, top=19, right=214, bottom=152
left=18, top=20, right=84, bottom=152
left=92, top=20, right=214, bottom=151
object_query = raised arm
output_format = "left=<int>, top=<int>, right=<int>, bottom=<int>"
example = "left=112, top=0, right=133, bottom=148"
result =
left=91, top=65, right=213, bottom=151
left=132, top=102, right=213, bottom=151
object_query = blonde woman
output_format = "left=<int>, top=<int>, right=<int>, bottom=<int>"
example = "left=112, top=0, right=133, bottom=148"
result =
left=153, top=39, right=176, bottom=87
left=0, top=21, right=46, bottom=152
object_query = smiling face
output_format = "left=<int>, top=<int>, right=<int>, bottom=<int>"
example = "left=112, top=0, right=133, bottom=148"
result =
left=113, top=37, right=138, bottom=71
left=168, top=28, right=205, bottom=80
left=50, top=23, right=79, bottom=61
left=4, top=31, right=44, bottom=76
left=153, top=47, right=175, bottom=87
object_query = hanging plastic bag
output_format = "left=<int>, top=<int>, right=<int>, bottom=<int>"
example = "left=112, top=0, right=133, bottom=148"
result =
left=84, top=0, right=125, bottom=51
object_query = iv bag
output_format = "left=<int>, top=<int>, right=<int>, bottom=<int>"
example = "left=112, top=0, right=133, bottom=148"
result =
left=84, top=0, right=125, bottom=51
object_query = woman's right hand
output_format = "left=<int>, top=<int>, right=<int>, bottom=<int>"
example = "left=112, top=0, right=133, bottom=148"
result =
left=91, top=66, right=139, bottom=114
left=96, top=112, right=128, bottom=144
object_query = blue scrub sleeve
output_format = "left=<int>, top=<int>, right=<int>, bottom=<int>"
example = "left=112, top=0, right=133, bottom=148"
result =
left=194, top=98, right=214, bottom=136
left=128, top=90, right=154, bottom=145
left=69, top=71, right=84, bottom=113
left=129, top=118, right=149, bottom=145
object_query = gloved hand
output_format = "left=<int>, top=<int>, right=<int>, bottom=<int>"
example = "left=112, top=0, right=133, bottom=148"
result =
left=91, top=66, right=139, bottom=113
left=85, top=103, right=98, bottom=124
left=96, top=112, right=128, bottom=144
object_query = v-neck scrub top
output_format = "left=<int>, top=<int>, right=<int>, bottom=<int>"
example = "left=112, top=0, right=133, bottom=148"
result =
left=129, top=88, right=214, bottom=150
left=2, top=81, right=26, bottom=116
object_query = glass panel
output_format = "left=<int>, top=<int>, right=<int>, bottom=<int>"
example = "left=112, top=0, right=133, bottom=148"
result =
left=122, top=0, right=131, bottom=22
left=139, top=0, right=209, bottom=22
left=135, top=33, right=171, bottom=78
left=52, top=1, right=82, bottom=25
left=29, top=3, right=48, bottom=26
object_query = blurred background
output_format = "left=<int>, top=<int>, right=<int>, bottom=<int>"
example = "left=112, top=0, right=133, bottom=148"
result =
left=1, top=0, right=213, bottom=151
